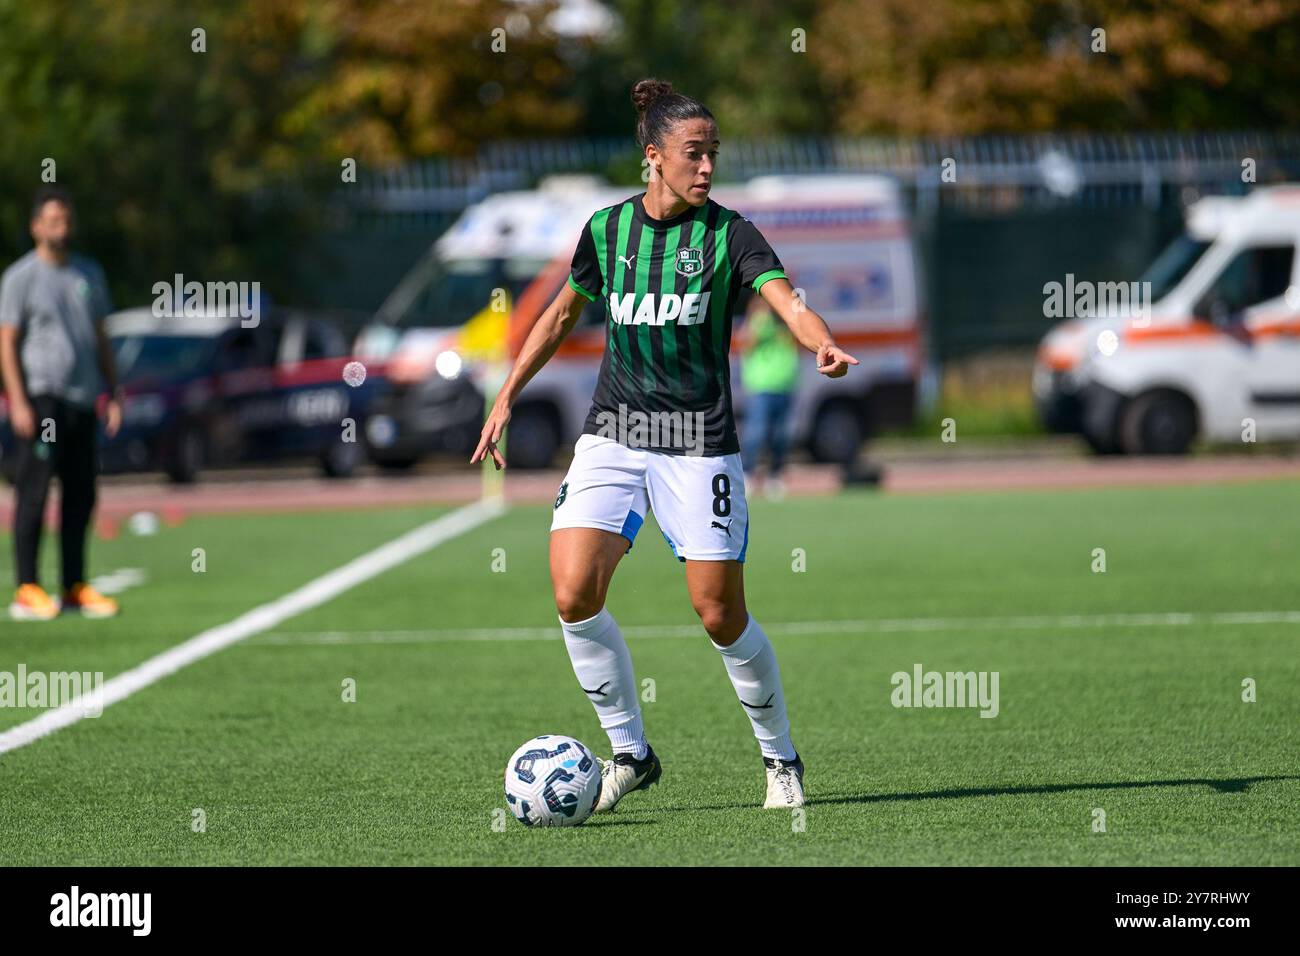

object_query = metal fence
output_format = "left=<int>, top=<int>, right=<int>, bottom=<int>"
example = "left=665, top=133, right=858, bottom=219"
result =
left=340, top=130, right=1300, bottom=218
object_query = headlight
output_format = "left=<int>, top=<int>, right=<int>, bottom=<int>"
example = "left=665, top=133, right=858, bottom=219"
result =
left=435, top=350, right=463, bottom=380
left=1092, top=329, right=1120, bottom=357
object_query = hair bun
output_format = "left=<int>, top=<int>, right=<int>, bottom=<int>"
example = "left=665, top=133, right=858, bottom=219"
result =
left=631, top=78, right=674, bottom=113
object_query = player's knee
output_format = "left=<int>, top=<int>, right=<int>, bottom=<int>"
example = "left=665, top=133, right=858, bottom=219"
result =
left=693, top=598, right=746, bottom=641
left=554, top=586, right=604, bottom=624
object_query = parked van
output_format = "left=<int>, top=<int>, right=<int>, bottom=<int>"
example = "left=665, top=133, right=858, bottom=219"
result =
left=1035, top=185, right=1300, bottom=454
left=354, top=176, right=625, bottom=468
left=364, top=174, right=926, bottom=468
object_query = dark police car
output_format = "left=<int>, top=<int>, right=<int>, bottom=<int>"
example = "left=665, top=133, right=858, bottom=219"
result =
left=1, top=307, right=387, bottom=483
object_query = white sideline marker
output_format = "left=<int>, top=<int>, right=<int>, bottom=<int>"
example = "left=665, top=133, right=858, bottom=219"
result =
left=0, top=499, right=506, bottom=755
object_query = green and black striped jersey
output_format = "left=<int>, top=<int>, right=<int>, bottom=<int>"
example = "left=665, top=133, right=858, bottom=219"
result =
left=567, top=192, right=787, bottom=456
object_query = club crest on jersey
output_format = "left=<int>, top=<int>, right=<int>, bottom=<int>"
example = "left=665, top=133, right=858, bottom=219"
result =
left=674, top=247, right=703, bottom=277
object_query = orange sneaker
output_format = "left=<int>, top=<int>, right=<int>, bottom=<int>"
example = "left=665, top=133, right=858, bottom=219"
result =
left=10, top=583, right=60, bottom=621
left=61, top=582, right=120, bottom=618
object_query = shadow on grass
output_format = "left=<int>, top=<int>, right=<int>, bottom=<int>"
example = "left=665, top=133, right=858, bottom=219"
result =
left=807, top=773, right=1300, bottom=807
left=632, top=774, right=1299, bottom=814
left=583, top=818, right=657, bottom=827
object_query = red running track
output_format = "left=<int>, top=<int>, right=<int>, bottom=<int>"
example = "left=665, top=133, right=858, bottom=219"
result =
left=2, top=452, right=1298, bottom=538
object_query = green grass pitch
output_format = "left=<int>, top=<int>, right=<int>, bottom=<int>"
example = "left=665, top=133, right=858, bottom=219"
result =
left=1, top=479, right=1297, bottom=865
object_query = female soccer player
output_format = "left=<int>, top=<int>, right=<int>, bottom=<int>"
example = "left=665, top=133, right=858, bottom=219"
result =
left=471, top=78, right=859, bottom=812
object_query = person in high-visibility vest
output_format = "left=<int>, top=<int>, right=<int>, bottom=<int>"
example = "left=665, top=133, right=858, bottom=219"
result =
left=739, top=295, right=799, bottom=500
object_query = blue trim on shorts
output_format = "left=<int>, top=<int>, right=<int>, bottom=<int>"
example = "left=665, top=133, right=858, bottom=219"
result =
left=661, top=529, right=687, bottom=563
left=738, top=518, right=749, bottom=563
left=620, top=510, right=644, bottom=553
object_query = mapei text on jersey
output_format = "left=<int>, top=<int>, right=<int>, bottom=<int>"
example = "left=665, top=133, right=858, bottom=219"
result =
left=607, top=291, right=712, bottom=326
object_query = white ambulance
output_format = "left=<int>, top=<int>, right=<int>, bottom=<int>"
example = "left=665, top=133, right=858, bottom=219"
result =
left=1034, top=185, right=1300, bottom=454
left=366, top=174, right=925, bottom=468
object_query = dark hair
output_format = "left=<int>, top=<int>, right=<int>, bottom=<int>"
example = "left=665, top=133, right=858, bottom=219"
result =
left=31, top=184, right=74, bottom=219
left=631, top=78, right=715, bottom=150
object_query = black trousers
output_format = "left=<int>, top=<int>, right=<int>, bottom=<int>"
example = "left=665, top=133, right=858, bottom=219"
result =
left=11, top=394, right=99, bottom=589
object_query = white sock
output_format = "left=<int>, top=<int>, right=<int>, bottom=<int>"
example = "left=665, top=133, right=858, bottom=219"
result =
left=711, top=614, right=797, bottom=762
left=560, top=607, right=648, bottom=759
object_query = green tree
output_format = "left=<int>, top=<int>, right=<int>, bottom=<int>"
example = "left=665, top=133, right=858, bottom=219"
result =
left=812, top=0, right=1300, bottom=134
left=571, top=0, right=833, bottom=149
left=0, top=0, right=580, bottom=305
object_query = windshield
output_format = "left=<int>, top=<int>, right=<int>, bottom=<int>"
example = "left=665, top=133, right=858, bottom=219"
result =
left=1140, top=234, right=1211, bottom=302
left=113, top=335, right=216, bottom=383
left=386, top=256, right=549, bottom=329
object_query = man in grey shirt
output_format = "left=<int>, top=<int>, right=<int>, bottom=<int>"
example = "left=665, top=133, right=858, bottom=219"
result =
left=1, top=186, right=122, bottom=619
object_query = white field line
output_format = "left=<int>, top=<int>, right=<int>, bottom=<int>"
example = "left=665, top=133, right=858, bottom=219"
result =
left=0, top=500, right=506, bottom=755
left=250, top=609, right=1300, bottom=646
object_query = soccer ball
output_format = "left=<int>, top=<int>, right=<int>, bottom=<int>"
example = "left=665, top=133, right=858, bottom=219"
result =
left=504, top=734, right=602, bottom=828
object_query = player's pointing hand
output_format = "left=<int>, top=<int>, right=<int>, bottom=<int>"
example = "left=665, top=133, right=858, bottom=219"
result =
left=815, top=342, right=859, bottom=379
left=471, top=402, right=511, bottom=470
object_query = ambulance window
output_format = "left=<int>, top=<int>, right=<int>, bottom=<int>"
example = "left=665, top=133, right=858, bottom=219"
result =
left=408, top=260, right=502, bottom=327
left=1196, top=245, right=1294, bottom=321
left=1142, top=236, right=1209, bottom=301
left=400, top=258, right=545, bottom=329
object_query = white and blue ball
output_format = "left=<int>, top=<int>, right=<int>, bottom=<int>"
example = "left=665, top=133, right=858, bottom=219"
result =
left=503, top=734, right=602, bottom=828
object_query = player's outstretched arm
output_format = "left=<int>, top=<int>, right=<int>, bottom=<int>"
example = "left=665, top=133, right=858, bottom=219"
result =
left=757, top=277, right=860, bottom=379
left=470, top=281, right=589, bottom=470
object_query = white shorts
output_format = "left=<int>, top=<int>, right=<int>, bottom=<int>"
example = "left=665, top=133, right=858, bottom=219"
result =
left=549, top=433, right=749, bottom=563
